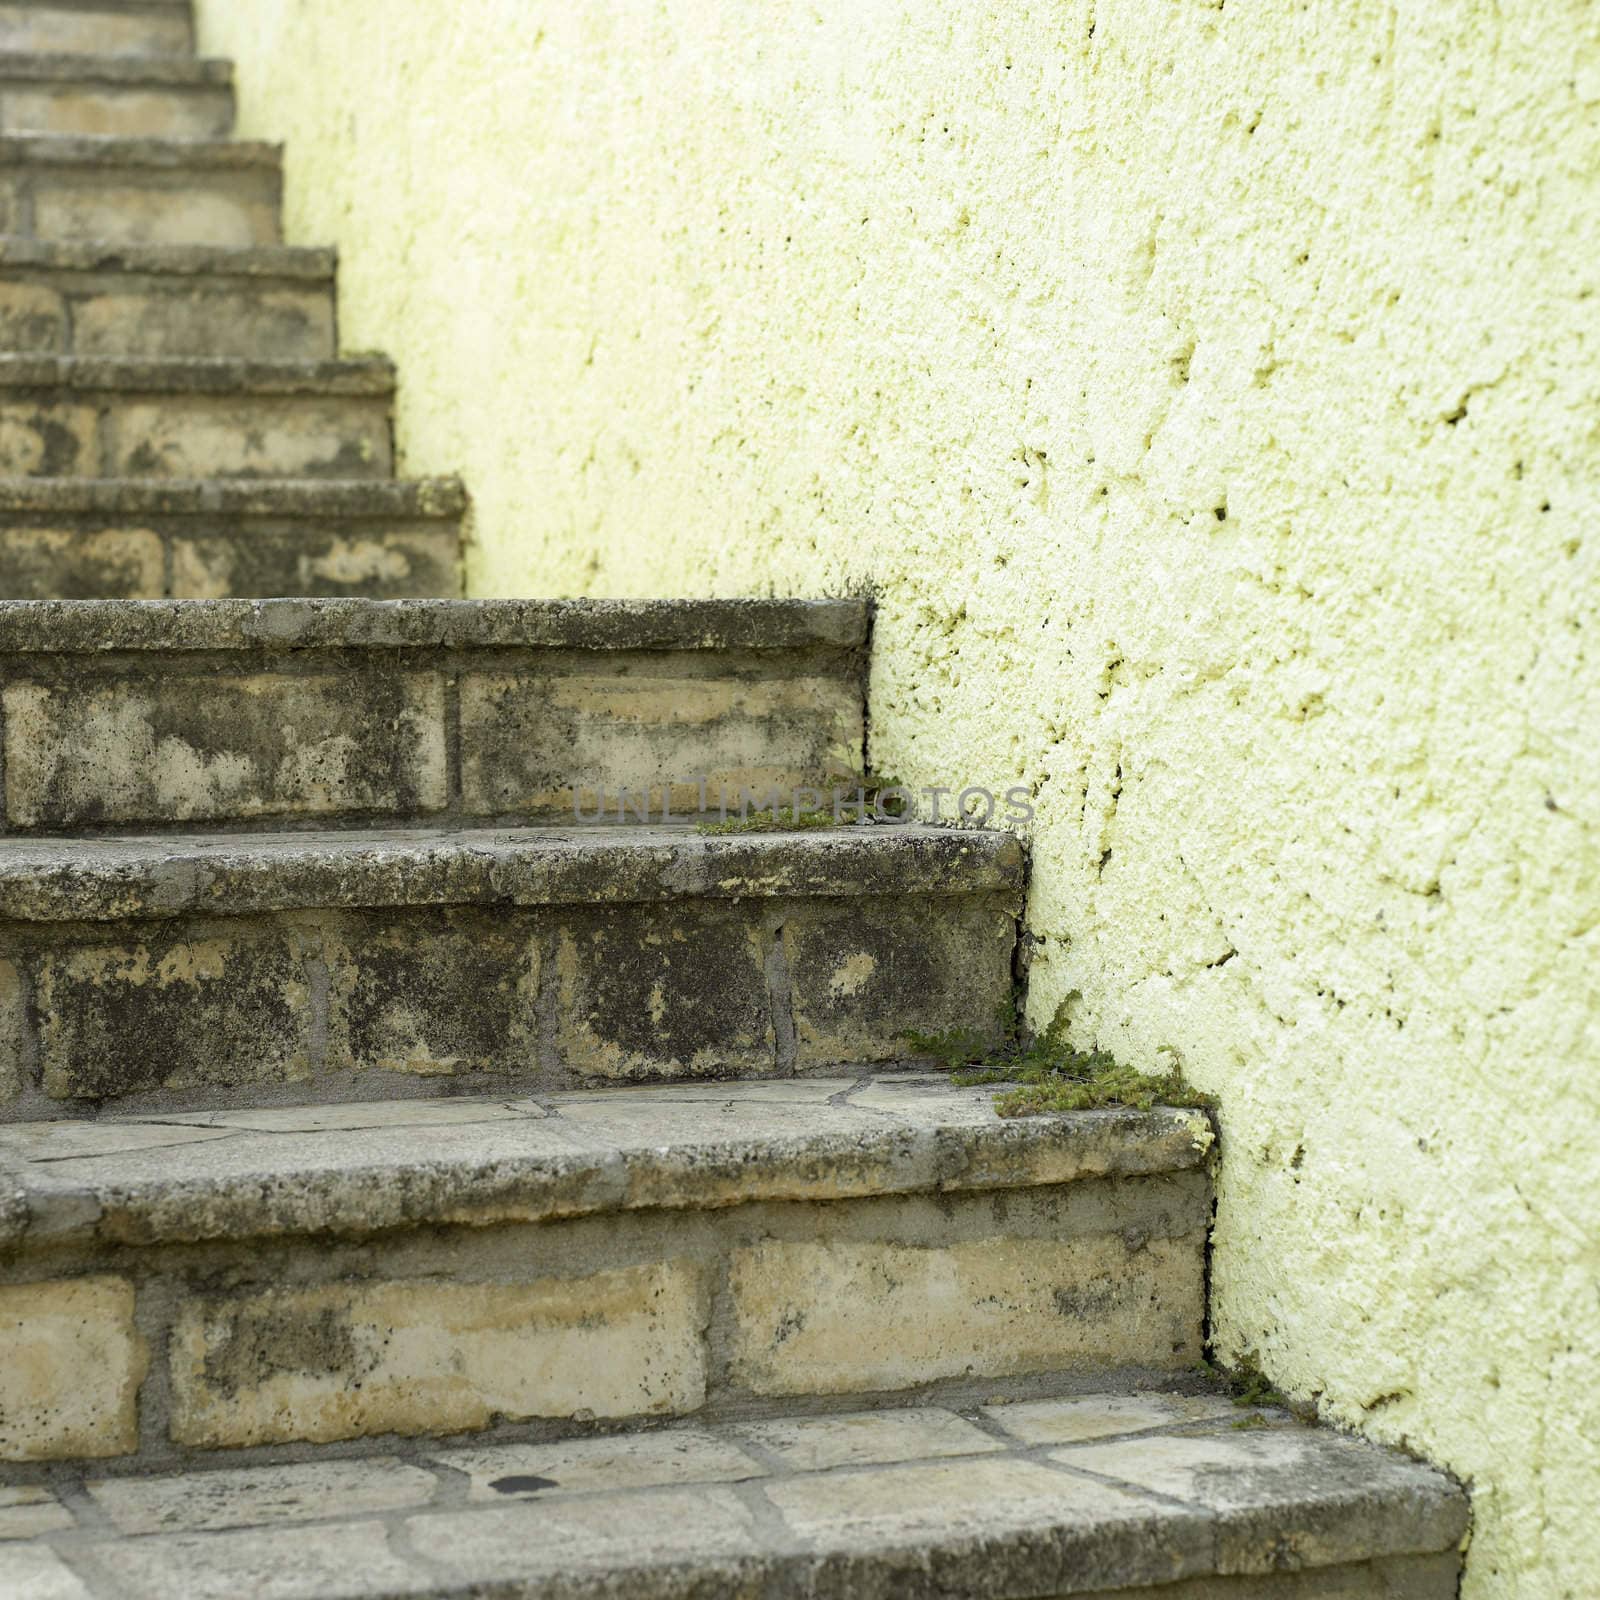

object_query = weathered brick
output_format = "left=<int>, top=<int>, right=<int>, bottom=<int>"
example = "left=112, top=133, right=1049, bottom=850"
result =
left=0, top=1278, right=147, bottom=1461
left=170, top=526, right=457, bottom=599
left=727, top=1230, right=1203, bottom=1396
left=783, top=895, right=1016, bottom=1066
left=324, top=910, right=539, bottom=1076
left=168, top=1262, right=707, bottom=1448
left=0, top=399, right=98, bottom=476
left=0, top=526, right=165, bottom=598
left=33, top=180, right=278, bottom=250
left=554, top=905, right=774, bottom=1080
left=112, top=395, right=391, bottom=479
left=36, top=929, right=315, bottom=1100
left=0, top=956, right=25, bottom=1104
left=0, top=281, right=66, bottom=351
left=3, top=671, right=446, bottom=827
left=1, top=88, right=232, bottom=142
left=460, top=669, right=861, bottom=817
left=73, top=287, right=334, bottom=361
left=0, top=6, right=191, bottom=56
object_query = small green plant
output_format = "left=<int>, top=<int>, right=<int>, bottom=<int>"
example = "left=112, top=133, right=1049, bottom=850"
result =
left=906, top=996, right=1215, bottom=1118
left=1193, top=1354, right=1290, bottom=1410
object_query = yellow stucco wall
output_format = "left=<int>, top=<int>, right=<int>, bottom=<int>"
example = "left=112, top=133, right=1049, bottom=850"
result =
left=196, top=1, right=1598, bottom=1592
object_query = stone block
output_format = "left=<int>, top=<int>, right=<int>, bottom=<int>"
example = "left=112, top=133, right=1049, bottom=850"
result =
left=167, top=1261, right=707, bottom=1448
left=0, top=1545, right=94, bottom=1599
left=727, top=1230, right=1203, bottom=1395
left=0, top=282, right=66, bottom=352
left=983, top=1391, right=1245, bottom=1446
left=36, top=928, right=315, bottom=1100
left=87, top=1457, right=436, bottom=1535
left=460, top=668, right=861, bottom=816
left=324, top=909, right=539, bottom=1076
left=0, top=400, right=98, bottom=476
left=0, top=1487, right=73, bottom=1540
left=0, top=526, right=165, bottom=598
left=87, top=1521, right=414, bottom=1600
left=0, top=7, right=191, bottom=56
left=406, top=1487, right=760, bottom=1592
left=0, top=956, right=25, bottom=1103
left=33, top=180, right=278, bottom=249
left=737, top=1407, right=1003, bottom=1472
left=170, top=526, right=458, bottom=599
left=783, top=895, right=1016, bottom=1066
left=1, top=88, right=232, bottom=142
left=553, top=905, right=773, bottom=1079
left=431, top=1428, right=762, bottom=1501
left=0, top=1277, right=146, bottom=1461
left=73, top=286, right=334, bottom=361
left=3, top=670, right=447, bottom=827
left=113, top=395, right=391, bottom=479
left=1051, top=1426, right=1471, bottom=1575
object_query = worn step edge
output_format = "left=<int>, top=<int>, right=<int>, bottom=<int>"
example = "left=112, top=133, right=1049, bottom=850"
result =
left=0, top=1076, right=1214, bottom=1251
left=0, top=51, right=230, bottom=85
left=0, top=132, right=277, bottom=167
left=0, top=1392, right=1470, bottom=1598
left=0, top=822, right=1020, bottom=922
left=0, top=475, right=462, bottom=516
left=0, top=594, right=867, bottom=652
left=0, top=353, right=393, bottom=394
left=0, top=239, right=331, bottom=277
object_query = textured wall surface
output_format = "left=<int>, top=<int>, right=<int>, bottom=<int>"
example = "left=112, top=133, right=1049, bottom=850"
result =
left=195, top=1, right=1599, bottom=1592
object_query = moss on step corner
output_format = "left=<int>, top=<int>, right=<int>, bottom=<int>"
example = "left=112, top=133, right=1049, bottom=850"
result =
left=695, top=773, right=911, bottom=835
left=906, top=997, right=1217, bottom=1119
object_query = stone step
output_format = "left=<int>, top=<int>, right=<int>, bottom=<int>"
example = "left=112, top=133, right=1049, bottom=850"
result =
left=0, top=1389, right=1468, bottom=1598
left=0, top=822, right=1016, bottom=1113
left=0, top=595, right=862, bottom=829
left=0, top=0, right=192, bottom=59
left=0, top=134, right=279, bottom=246
left=0, top=52, right=231, bottom=138
left=0, top=239, right=335, bottom=359
left=0, top=478, right=463, bottom=598
left=0, top=1076, right=1213, bottom=1471
left=0, top=353, right=392, bottom=477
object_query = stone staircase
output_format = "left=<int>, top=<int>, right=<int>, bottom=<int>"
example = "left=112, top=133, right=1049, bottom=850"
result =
left=0, top=3, right=1467, bottom=1596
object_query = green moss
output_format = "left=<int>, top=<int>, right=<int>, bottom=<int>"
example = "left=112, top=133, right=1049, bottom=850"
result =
left=906, top=996, right=1216, bottom=1118
left=1193, top=1354, right=1291, bottom=1409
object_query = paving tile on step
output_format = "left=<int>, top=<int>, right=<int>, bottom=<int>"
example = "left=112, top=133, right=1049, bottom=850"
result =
left=406, top=1486, right=760, bottom=1587
left=87, top=1456, right=438, bottom=1535
left=0, top=1487, right=73, bottom=1540
left=429, top=1426, right=763, bottom=1501
left=736, top=1406, right=1003, bottom=1472
left=764, top=1455, right=1204, bottom=1590
left=1052, top=1425, right=1470, bottom=1574
left=0, top=1544, right=93, bottom=1600
left=82, top=1519, right=419, bottom=1600
left=983, top=1391, right=1247, bottom=1446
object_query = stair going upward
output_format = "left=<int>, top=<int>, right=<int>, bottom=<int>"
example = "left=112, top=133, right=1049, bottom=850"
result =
left=0, top=3, right=1466, bottom=1596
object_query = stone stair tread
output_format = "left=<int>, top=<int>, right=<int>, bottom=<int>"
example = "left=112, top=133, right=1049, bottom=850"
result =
left=0, top=131, right=276, bottom=167
left=0, top=592, right=868, bottom=651
left=0, top=237, right=331, bottom=275
left=0, top=473, right=461, bottom=515
left=0, top=1074, right=1213, bottom=1251
left=0, top=351, right=393, bottom=392
left=0, top=1388, right=1468, bottom=1599
left=0, top=50, right=230, bottom=84
left=0, top=820, right=1019, bottom=922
